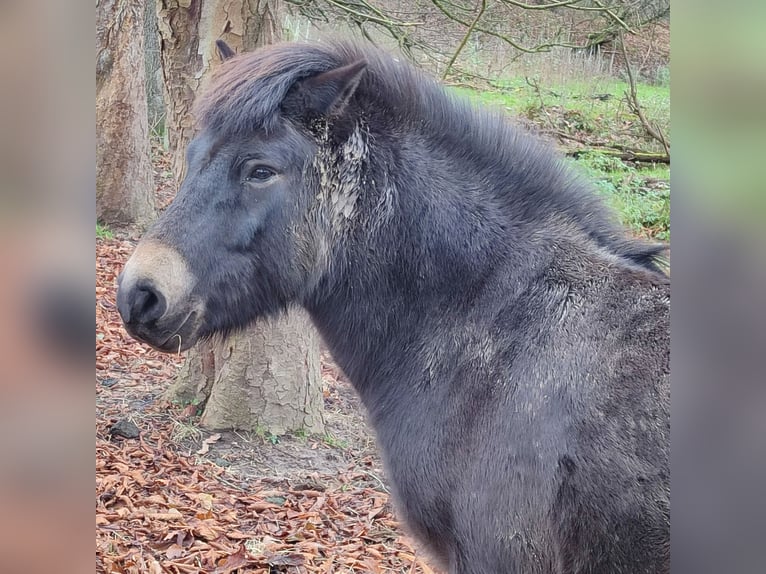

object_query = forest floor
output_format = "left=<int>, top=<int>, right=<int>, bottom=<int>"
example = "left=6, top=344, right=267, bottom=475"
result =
left=96, top=146, right=436, bottom=573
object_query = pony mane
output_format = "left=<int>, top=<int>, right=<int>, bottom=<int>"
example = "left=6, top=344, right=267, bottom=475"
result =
left=196, top=40, right=667, bottom=274
left=196, top=41, right=348, bottom=134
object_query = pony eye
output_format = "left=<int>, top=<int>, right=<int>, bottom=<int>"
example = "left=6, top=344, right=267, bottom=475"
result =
left=245, top=166, right=276, bottom=182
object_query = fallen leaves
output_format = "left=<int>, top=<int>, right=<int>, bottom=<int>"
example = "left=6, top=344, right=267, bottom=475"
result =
left=97, top=226, right=436, bottom=572
left=196, top=433, right=222, bottom=456
left=96, top=413, right=434, bottom=573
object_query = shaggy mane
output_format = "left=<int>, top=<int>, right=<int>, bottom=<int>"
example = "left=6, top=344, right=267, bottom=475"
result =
left=196, top=40, right=667, bottom=273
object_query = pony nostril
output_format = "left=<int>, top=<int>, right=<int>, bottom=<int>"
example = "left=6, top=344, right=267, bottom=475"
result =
left=134, top=282, right=166, bottom=323
left=120, top=281, right=167, bottom=325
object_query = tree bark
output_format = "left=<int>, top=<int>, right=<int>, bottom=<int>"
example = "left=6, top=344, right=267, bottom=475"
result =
left=96, top=0, right=156, bottom=228
left=144, top=0, right=166, bottom=132
left=202, top=311, right=323, bottom=434
left=158, top=0, right=324, bottom=435
left=156, top=0, right=280, bottom=182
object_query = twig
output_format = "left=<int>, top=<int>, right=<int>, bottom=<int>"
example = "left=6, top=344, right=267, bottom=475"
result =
left=590, top=0, right=634, bottom=33
left=214, top=472, right=249, bottom=491
left=442, top=0, right=487, bottom=80
left=361, top=469, right=390, bottom=494
left=618, top=31, right=670, bottom=157
left=323, top=0, right=421, bottom=27
left=431, top=0, right=607, bottom=53
left=525, top=76, right=557, bottom=131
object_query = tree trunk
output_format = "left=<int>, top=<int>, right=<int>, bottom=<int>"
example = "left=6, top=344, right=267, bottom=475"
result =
left=157, top=0, right=324, bottom=435
left=144, top=0, right=166, bottom=133
left=96, top=0, right=156, bottom=228
left=206, top=312, right=324, bottom=434
left=156, top=0, right=280, bottom=182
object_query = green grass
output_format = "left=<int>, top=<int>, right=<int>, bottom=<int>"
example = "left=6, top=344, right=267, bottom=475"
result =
left=96, top=222, right=113, bottom=240
left=452, top=76, right=670, bottom=241
left=453, top=78, right=670, bottom=146
left=322, top=433, right=349, bottom=450
left=254, top=425, right=280, bottom=445
left=576, top=152, right=670, bottom=241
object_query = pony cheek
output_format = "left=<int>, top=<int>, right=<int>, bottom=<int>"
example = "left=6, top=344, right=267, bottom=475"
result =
left=223, top=216, right=268, bottom=253
left=242, top=181, right=289, bottom=217
left=222, top=192, right=285, bottom=252
left=243, top=180, right=276, bottom=204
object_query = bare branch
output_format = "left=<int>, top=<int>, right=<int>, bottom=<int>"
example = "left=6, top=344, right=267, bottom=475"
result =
left=283, top=0, right=668, bottom=72
left=591, top=0, right=634, bottom=33
left=432, top=0, right=571, bottom=54
left=442, top=0, right=487, bottom=80
left=499, top=0, right=612, bottom=12
left=618, top=31, right=670, bottom=156
left=567, top=147, right=670, bottom=164
left=323, top=0, right=422, bottom=27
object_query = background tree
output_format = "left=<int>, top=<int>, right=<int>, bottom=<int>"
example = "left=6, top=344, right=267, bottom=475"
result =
left=156, top=0, right=280, bottom=181
left=97, top=0, right=156, bottom=227
left=156, top=0, right=324, bottom=435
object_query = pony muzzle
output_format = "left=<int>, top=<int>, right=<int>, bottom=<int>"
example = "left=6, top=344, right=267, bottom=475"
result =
left=116, top=240, right=203, bottom=352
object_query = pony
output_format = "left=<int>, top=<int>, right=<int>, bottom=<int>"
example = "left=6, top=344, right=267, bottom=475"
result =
left=118, top=39, right=669, bottom=573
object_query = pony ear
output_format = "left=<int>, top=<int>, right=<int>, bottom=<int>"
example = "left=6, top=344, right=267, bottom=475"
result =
left=215, top=40, right=236, bottom=61
left=283, top=60, right=367, bottom=119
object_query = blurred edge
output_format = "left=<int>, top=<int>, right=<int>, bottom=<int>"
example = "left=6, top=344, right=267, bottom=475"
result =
left=0, top=1, right=93, bottom=573
left=672, top=1, right=766, bottom=573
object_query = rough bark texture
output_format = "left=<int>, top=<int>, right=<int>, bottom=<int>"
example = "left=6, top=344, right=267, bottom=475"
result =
left=159, top=1, right=324, bottom=434
left=167, top=310, right=324, bottom=434
left=144, top=1, right=166, bottom=131
left=167, top=340, right=217, bottom=407
left=97, top=0, right=156, bottom=228
left=156, top=0, right=280, bottom=181
left=201, top=311, right=324, bottom=434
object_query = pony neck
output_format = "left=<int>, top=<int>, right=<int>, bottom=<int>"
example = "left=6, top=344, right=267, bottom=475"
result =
left=303, top=146, right=540, bottom=406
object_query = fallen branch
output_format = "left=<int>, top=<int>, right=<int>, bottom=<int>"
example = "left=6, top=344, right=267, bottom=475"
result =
left=566, top=147, right=670, bottom=164
left=554, top=130, right=612, bottom=147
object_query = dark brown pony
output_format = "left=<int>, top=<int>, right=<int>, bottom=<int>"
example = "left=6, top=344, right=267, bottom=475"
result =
left=118, top=40, right=669, bottom=573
